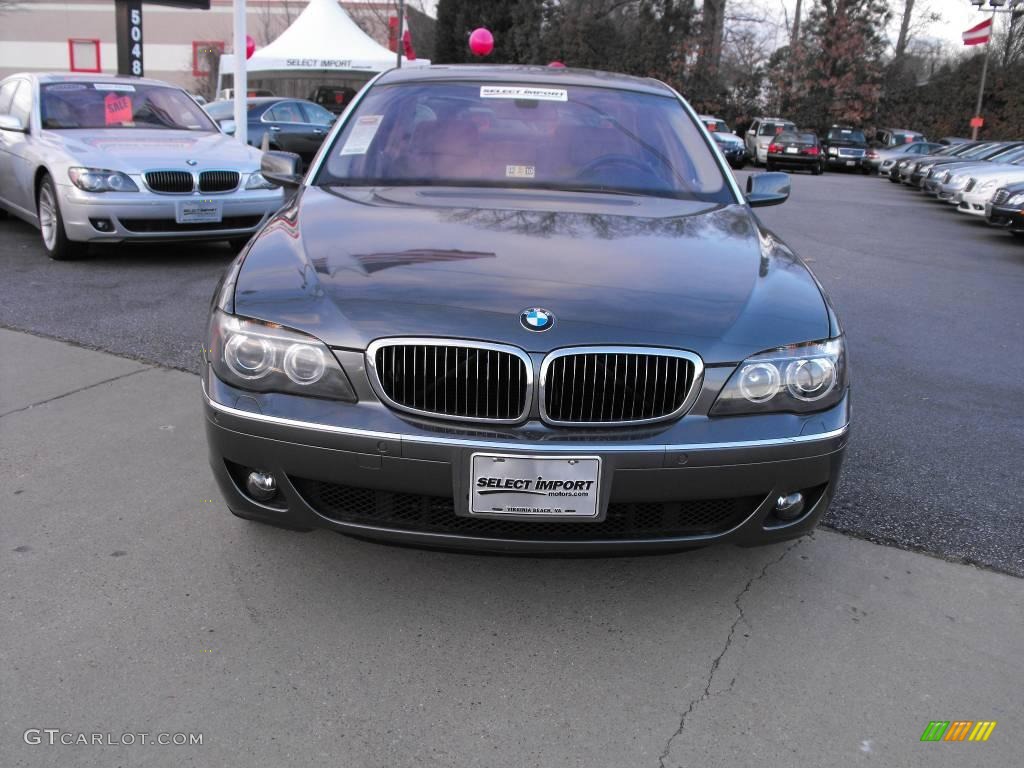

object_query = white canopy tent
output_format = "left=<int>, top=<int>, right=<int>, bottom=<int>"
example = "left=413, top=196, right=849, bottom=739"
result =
left=219, top=0, right=429, bottom=92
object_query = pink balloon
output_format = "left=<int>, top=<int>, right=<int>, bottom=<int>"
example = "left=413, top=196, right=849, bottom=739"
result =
left=548, top=61, right=566, bottom=68
left=245, top=34, right=256, bottom=60
left=468, top=28, right=494, bottom=57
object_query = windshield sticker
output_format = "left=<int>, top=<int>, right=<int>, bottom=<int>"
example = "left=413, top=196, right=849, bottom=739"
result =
left=48, top=83, right=88, bottom=92
left=480, top=86, right=567, bottom=102
left=104, top=93, right=133, bottom=125
left=505, top=165, right=535, bottom=179
left=339, top=115, right=383, bottom=156
left=93, top=83, right=137, bottom=93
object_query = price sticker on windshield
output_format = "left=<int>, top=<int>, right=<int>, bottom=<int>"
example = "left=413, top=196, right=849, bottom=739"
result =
left=339, top=115, right=383, bottom=156
left=104, top=93, right=133, bottom=125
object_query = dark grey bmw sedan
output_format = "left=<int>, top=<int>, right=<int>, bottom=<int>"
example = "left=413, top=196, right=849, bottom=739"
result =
left=202, top=65, right=849, bottom=554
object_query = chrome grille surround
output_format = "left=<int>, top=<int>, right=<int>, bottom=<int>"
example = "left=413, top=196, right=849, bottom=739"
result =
left=199, top=170, right=240, bottom=193
left=837, top=147, right=865, bottom=158
left=144, top=170, right=194, bottom=194
left=539, top=346, right=704, bottom=427
left=964, top=178, right=977, bottom=193
left=366, top=338, right=533, bottom=424
left=992, top=188, right=1010, bottom=205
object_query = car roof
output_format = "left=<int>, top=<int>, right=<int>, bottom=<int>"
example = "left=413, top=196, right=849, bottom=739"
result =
left=698, top=114, right=725, bottom=121
left=12, top=72, right=181, bottom=89
left=375, top=64, right=674, bottom=97
left=753, top=116, right=793, bottom=122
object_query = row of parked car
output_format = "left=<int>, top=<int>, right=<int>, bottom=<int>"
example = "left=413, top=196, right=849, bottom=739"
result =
left=699, top=114, right=962, bottom=176
left=882, top=139, right=1024, bottom=238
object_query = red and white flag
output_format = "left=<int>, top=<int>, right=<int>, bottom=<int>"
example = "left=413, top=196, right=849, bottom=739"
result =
left=963, top=18, right=993, bottom=46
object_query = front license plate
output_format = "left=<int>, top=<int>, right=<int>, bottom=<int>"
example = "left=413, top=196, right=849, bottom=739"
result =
left=470, top=453, right=601, bottom=519
left=176, top=200, right=222, bottom=224
left=985, top=203, right=992, bottom=217
left=846, top=160, right=855, bottom=166
left=785, top=147, right=798, bottom=154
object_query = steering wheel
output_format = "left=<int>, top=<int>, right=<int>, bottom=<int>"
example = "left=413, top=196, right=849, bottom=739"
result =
left=576, top=154, right=663, bottom=186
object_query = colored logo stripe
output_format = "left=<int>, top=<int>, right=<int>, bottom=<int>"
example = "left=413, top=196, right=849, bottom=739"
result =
left=969, top=721, right=997, bottom=742
left=921, top=720, right=996, bottom=742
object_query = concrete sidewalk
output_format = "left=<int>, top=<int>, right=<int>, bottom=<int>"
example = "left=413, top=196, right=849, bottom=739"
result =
left=1, top=328, right=1021, bottom=768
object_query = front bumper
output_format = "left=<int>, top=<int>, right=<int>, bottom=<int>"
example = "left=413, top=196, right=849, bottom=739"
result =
left=203, top=370, right=849, bottom=554
left=719, top=146, right=746, bottom=165
left=58, top=183, right=284, bottom=243
left=957, top=194, right=991, bottom=216
left=825, top=153, right=864, bottom=169
left=985, top=202, right=1024, bottom=229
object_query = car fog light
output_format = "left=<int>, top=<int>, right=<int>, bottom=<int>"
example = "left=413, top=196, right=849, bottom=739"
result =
left=246, top=471, right=278, bottom=501
left=773, top=492, right=805, bottom=521
left=225, top=334, right=274, bottom=379
left=738, top=362, right=780, bottom=403
left=283, top=344, right=326, bottom=385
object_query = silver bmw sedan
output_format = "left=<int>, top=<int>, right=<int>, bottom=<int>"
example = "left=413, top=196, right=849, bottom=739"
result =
left=0, top=72, right=283, bottom=260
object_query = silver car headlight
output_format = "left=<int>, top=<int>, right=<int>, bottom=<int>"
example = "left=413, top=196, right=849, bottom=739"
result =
left=1006, top=192, right=1024, bottom=205
left=977, top=179, right=997, bottom=191
left=245, top=172, right=276, bottom=190
left=828, top=147, right=839, bottom=156
left=710, top=338, right=847, bottom=416
left=208, top=311, right=357, bottom=401
left=68, top=167, right=139, bottom=193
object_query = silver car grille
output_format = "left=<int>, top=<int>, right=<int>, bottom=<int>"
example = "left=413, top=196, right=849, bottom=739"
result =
left=941, top=171, right=952, bottom=183
left=992, top=188, right=1010, bottom=205
left=540, top=347, right=702, bottom=426
left=368, top=340, right=531, bottom=423
left=199, top=170, right=240, bottom=193
left=964, top=178, right=977, bottom=193
left=145, top=171, right=194, bottom=193
left=838, top=148, right=865, bottom=158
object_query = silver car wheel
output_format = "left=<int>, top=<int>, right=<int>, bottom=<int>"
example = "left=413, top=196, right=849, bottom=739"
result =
left=38, top=183, right=58, bottom=251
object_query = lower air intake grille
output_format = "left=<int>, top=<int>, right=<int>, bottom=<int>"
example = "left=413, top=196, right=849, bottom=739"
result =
left=370, top=341, right=530, bottom=422
left=542, top=348, right=700, bottom=425
left=292, top=480, right=762, bottom=540
left=199, top=170, right=240, bottom=192
left=145, top=170, right=193, bottom=193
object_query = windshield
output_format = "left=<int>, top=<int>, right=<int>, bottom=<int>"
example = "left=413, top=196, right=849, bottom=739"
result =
left=758, top=122, right=795, bottom=136
left=703, top=119, right=728, bottom=133
left=41, top=82, right=216, bottom=131
left=317, top=82, right=731, bottom=203
left=828, top=128, right=865, bottom=143
left=892, top=132, right=922, bottom=144
left=778, top=132, right=817, bottom=144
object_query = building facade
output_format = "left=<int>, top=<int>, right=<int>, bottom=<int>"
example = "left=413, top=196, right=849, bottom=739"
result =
left=0, top=1, right=417, bottom=98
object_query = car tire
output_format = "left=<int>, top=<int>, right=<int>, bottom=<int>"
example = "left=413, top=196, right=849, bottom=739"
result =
left=1010, top=231, right=1024, bottom=240
left=229, top=508, right=313, bottom=532
left=813, top=163, right=823, bottom=176
left=37, top=174, right=83, bottom=261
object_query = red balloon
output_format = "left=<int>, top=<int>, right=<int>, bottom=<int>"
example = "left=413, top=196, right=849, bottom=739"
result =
left=245, top=34, right=256, bottom=60
left=468, top=28, right=494, bottom=57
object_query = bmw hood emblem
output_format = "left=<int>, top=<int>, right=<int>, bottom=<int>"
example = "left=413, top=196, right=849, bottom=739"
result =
left=186, top=159, right=198, bottom=166
left=520, top=307, right=554, bottom=332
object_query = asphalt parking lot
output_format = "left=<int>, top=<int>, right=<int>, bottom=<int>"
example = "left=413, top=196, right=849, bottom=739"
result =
left=2, top=172, right=1024, bottom=767
left=2, top=171, right=1022, bottom=575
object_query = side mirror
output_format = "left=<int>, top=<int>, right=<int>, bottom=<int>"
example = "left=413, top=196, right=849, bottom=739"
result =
left=260, top=150, right=303, bottom=188
left=0, top=114, right=27, bottom=132
left=218, top=119, right=236, bottom=136
left=745, top=172, right=790, bottom=208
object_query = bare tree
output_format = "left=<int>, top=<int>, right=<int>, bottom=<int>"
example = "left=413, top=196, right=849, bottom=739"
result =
left=255, top=0, right=302, bottom=46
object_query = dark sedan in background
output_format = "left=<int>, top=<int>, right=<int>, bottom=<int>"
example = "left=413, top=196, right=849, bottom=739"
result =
left=205, top=97, right=335, bottom=163
left=766, top=131, right=824, bottom=174
left=821, top=125, right=868, bottom=172
left=203, top=66, right=848, bottom=554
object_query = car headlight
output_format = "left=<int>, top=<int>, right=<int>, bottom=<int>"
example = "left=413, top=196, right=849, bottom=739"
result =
left=208, top=311, right=356, bottom=401
left=828, top=147, right=839, bottom=156
left=1007, top=192, right=1024, bottom=205
left=68, top=167, right=139, bottom=193
left=978, top=179, right=997, bottom=191
left=245, top=171, right=276, bottom=190
left=710, top=338, right=847, bottom=416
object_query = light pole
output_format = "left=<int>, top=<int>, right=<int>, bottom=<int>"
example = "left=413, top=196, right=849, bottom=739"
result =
left=968, top=0, right=1021, bottom=139
left=396, top=0, right=405, bottom=69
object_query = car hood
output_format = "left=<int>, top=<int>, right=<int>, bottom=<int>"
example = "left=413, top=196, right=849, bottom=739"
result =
left=233, top=186, right=831, bottom=364
left=40, top=128, right=263, bottom=172
left=713, top=132, right=743, bottom=146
